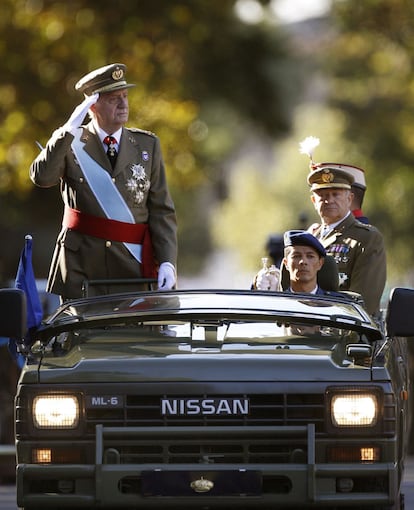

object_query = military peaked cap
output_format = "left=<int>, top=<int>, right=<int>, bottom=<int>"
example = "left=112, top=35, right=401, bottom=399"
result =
left=75, top=63, right=136, bottom=96
left=307, top=162, right=355, bottom=191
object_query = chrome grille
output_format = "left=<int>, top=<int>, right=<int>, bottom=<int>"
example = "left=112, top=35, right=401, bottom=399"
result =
left=86, top=393, right=326, bottom=432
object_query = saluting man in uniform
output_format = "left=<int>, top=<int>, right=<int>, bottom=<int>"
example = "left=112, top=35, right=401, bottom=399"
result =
left=306, top=162, right=386, bottom=317
left=30, top=63, right=177, bottom=300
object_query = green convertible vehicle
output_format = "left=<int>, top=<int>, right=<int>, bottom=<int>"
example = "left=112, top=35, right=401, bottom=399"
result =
left=1, top=286, right=414, bottom=509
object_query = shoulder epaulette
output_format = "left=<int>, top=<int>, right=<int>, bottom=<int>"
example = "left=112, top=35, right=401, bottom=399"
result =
left=354, top=221, right=375, bottom=232
left=126, top=126, right=156, bottom=137
left=308, top=222, right=320, bottom=234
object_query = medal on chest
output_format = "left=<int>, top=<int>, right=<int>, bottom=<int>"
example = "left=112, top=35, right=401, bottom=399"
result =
left=126, top=163, right=150, bottom=205
left=327, top=243, right=350, bottom=263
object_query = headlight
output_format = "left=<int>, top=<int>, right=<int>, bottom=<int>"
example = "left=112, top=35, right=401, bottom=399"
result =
left=331, top=393, right=378, bottom=427
left=33, top=395, right=80, bottom=429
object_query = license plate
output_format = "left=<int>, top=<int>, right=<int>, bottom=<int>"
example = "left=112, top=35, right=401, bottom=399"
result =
left=142, top=470, right=262, bottom=497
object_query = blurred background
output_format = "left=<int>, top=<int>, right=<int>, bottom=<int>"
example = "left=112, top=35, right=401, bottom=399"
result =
left=1, top=0, right=413, bottom=303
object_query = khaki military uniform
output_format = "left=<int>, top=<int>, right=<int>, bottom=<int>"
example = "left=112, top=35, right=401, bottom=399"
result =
left=30, top=122, right=177, bottom=299
left=309, top=214, right=386, bottom=316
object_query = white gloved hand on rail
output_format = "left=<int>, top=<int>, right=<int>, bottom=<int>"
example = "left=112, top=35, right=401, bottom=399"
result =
left=63, top=93, right=99, bottom=135
left=158, top=262, right=176, bottom=290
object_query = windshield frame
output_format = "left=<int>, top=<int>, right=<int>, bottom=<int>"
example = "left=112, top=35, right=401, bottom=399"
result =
left=35, top=290, right=382, bottom=344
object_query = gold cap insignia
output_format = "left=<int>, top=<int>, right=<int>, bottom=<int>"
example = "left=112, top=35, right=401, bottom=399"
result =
left=321, top=171, right=334, bottom=183
left=75, top=63, right=135, bottom=95
left=112, top=68, right=124, bottom=81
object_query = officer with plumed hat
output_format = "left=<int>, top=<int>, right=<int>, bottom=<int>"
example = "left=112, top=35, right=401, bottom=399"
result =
left=299, top=137, right=386, bottom=316
left=30, top=63, right=177, bottom=300
left=308, top=160, right=369, bottom=223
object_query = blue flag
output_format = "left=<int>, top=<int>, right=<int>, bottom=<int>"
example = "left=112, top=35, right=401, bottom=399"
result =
left=12, top=235, right=43, bottom=364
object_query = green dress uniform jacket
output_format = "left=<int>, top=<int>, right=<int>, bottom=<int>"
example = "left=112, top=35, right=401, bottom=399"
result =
left=309, top=214, right=386, bottom=316
left=30, top=122, right=177, bottom=299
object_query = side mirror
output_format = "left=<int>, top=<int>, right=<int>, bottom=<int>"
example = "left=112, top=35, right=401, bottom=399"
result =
left=0, top=289, right=27, bottom=339
left=386, top=287, right=414, bottom=337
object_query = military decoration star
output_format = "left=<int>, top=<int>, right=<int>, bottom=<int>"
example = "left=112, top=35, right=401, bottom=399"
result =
left=107, top=140, right=116, bottom=157
left=131, top=163, right=146, bottom=180
left=338, top=272, right=349, bottom=286
left=127, top=164, right=150, bottom=205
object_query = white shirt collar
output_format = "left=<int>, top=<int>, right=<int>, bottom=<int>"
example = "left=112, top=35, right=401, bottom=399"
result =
left=322, top=211, right=351, bottom=234
left=93, top=119, right=122, bottom=146
left=288, top=285, right=319, bottom=294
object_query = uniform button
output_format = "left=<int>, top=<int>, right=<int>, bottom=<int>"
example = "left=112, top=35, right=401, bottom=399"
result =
left=112, top=177, right=116, bottom=182
left=79, top=177, right=84, bottom=183
left=105, top=241, right=112, bottom=248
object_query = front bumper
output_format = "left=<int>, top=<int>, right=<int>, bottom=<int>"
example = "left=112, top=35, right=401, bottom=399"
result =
left=16, top=424, right=400, bottom=508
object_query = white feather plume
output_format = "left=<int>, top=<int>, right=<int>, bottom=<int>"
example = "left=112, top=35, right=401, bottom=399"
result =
left=299, top=136, right=320, bottom=160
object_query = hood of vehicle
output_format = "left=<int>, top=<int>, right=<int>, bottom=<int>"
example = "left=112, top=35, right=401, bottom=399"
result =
left=29, top=340, right=376, bottom=384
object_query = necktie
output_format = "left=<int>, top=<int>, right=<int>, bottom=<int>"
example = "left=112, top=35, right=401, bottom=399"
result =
left=103, top=135, right=118, bottom=168
left=320, top=224, right=331, bottom=239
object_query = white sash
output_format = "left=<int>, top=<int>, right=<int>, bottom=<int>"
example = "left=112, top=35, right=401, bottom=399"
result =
left=70, top=129, right=142, bottom=262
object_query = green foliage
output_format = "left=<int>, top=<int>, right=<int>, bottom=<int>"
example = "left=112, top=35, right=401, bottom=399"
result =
left=212, top=103, right=348, bottom=271
left=0, top=0, right=300, bottom=280
left=1, top=0, right=297, bottom=193
left=326, top=0, right=414, bottom=282
left=215, top=0, right=414, bottom=287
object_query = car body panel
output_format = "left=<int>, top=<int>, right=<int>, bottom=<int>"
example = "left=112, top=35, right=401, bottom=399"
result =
left=1, top=288, right=412, bottom=509
left=37, top=347, right=375, bottom=383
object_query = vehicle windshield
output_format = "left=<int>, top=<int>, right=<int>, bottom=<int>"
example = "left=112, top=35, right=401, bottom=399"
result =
left=47, top=319, right=366, bottom=355
left=39, top=290, right=381, bottom=350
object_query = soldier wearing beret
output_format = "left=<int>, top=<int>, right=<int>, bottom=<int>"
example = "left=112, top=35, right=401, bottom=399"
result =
left=306, top=162, right=386, bottom=316
left=30, top=63, right=177, bottom=300
left=253, top=230, right=336, bottom=295
left=282, top=230, right=329, bottom=294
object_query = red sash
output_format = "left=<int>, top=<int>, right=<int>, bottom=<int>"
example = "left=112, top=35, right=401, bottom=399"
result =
left=63, top=207, right=157, bottom=278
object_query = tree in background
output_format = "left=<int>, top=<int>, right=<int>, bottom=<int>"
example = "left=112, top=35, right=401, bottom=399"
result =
left=325, top=0, right=414, bottom=283
left=0, top=0, right=302, bottom=281
left=214, top=0, right=414, bottom=289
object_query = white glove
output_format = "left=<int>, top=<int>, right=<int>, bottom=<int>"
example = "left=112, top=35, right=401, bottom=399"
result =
left=64, top=93, right=99, bottom=135
left=254, top=266, right=280, bottom=291
left=158, top=262, right=176, bottom=290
